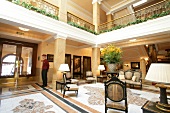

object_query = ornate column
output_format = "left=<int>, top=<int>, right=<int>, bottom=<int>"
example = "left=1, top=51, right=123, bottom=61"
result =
left=58, top=0, right=68, bottom=22
left=52, top=33, right=67, bottom=89
left=140, top=58, right=146, bottom=80
left=92, top=46, right=100, bottom=78
left=92, top=0, right=101, bottom=33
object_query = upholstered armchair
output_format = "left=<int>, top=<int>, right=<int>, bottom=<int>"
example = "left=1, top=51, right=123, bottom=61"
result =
left=86, top=71, right=96, bottom=83
left=104, top=76, right=128, bottom=113
left=63, top=74, right=79, bottom=98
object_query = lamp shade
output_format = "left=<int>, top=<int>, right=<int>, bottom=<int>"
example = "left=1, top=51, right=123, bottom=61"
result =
left=145, top=63, right=170, bottom=83
left=98, top=65, right=105, bottom=71
left=58, top=64, right=70, bottom=72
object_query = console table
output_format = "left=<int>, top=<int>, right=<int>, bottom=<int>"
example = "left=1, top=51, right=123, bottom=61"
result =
left=106, top=72, right=119, bottom=78
left=97, top=75, right=107, bottom=83
left=141, top=101, right=165, bottom=113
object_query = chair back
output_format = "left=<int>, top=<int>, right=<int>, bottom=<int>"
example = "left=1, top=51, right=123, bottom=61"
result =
left=124, top=70, right=133, bottom=80
left=105, top=77, right=127, bottom=102
left=133, top=71, right=142, bottom=82
left=86, top=71, right=93, bottom=77
left=119, top=70, right=124, bottom=75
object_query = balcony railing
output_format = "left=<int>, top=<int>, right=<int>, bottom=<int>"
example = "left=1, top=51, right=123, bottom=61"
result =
left=67, top=12, right=97, bottom=34
left=99, top=0, right=170, bottom=33
left=9, top=0, right=59, bottom=20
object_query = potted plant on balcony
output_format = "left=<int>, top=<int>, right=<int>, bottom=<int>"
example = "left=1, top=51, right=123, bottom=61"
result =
left=101, top=44, right=122, bottom=72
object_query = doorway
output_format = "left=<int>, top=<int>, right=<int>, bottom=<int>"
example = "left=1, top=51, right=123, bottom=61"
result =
left=83, top=56, right=91, bottom=79
left=0, top=38, right=37, bottom=78
left=73, top=55, right=81, bottom=78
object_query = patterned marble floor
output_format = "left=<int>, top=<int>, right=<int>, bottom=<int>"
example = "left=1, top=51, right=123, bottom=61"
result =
left=0, top=83, right=169, bottom=113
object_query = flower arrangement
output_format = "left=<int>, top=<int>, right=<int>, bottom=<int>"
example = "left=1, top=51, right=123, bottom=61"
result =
left=101, top=44, right=122, bottom=64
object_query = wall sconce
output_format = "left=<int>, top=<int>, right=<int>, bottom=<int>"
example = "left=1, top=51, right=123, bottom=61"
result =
left=124, top=64, right=129, bottom=67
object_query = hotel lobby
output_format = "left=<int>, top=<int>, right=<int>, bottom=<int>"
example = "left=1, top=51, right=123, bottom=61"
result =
left=0, top=0, right=170, bottom=112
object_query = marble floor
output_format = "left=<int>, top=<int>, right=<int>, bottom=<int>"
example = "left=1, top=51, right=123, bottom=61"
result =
left=0, top=82, right=169, bottom=113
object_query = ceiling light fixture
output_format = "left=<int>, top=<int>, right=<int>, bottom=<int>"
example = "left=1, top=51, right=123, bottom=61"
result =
left=19, top=27, right=30, bottom=31
left=129, top=39, right=136, bottom=42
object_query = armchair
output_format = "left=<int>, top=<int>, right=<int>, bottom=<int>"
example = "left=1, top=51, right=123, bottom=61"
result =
left=63, top=74, right=79, bottom=98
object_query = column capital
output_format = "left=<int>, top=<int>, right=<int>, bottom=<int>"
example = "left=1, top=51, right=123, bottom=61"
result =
left=92, top=0, right=103, bottom=4
left=92, top=44, right=101, bottom=48
left=54, top=33, right=67, bottom=39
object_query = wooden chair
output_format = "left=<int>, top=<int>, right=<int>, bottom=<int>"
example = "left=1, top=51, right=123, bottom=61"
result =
left=63, top=74, right=79, bottom=98
left=104, top=76, right=128, bottom=113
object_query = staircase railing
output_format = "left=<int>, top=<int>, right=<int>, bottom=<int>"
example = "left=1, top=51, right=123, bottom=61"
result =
left=98, top=0, right=170, bottom=33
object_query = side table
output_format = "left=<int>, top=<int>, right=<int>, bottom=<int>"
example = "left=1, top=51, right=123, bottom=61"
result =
left=141, top=100, right=166, bottom=113
left=97, top=75, right=107, bottom=83
left=56, top=81, right=65, bottom=92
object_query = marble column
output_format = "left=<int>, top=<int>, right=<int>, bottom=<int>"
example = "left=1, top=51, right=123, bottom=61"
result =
left=93, top=2, right=100, bottom=33
left=92, top=47, right=100, bottom=78
left=52, top=34, right=67, bottom=89
left=107, top=14, right=112, bottom=29
left=58, top=0, right=67, bottom=22
left=140, top=58, right=146, bottom=80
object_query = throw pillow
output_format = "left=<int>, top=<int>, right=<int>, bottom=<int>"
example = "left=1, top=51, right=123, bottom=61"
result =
left=135, top=76, right=140, bottom=82
left=132, top=76, right=136, bottom=82
left=119, top=75, right=125, bottom=80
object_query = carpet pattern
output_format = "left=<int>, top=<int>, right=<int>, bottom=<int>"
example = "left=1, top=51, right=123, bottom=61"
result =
left=84, top=86, right=147, bottom=106
left=9, top=86, right=29, bottom=91
left=12, top=99, right=55, bottom=113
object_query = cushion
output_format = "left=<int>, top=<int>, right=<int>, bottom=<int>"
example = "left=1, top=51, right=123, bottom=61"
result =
left=132, top=76, right=136, bottom=82
left=119, top=75, right=125, bottom=80
left=125, top=72, right=133, bottom=80
left=135, top=76, right=140, bottom=82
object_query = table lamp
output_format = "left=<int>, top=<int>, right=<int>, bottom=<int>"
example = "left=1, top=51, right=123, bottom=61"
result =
left=58, top=64, right=70, bottom=77
left=98, top=65, right=105, bottom=76
left=145, top=63, right=170, bottom=112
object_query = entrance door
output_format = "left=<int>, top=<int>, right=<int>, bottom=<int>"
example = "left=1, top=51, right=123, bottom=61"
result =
left=0, top=38, right=37, bottom=78
left=83, top=56, right=91, bottom=79
left=73, top=55, right=81, bottom=78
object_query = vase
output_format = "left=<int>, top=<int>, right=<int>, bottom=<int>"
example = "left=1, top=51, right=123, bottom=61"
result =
left=108, top=63, right=116, bottom=72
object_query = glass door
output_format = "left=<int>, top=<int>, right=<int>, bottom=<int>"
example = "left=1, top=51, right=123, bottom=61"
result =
left=1, top=44, right=17, bottom=77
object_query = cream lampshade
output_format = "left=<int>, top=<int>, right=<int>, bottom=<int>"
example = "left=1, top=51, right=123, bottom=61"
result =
left=58, top=64, right=70, bottom=72
left=145, top=63, right=170, bottom=112
left=98, top=65, right=105, bottom=76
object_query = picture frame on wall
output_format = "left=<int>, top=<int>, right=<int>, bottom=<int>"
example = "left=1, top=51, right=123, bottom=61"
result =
left=47, top=54, right=54, bottom=62
left=131, top=62, right=140, bottom=69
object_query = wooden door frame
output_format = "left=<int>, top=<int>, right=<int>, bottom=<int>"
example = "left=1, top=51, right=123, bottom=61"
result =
left=83, top=56, right=91, bottom=79
left=73, top=55, right=81, bottom=78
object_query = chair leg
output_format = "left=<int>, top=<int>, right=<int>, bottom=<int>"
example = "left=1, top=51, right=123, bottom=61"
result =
left=105, top=108, right=107, bottom=113
left=63, top=90, right=66, bottom=98
left=76, top=90, right=78, bottom=97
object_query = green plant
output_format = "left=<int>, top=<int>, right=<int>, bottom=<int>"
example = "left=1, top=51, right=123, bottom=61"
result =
left=67, top=21, right=98, bottom=35
left=101, top=44, right=122, bottom=64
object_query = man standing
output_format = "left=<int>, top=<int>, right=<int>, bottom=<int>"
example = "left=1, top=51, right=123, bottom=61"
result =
left=41, top=54, right=49, bottom=87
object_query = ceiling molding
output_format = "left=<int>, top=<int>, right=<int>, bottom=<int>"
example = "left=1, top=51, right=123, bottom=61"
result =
left=101, top=2, right=110, bottom=14
left=68, top=0, right=93, bottom=23
left=107, top=0, right=140, bottom=14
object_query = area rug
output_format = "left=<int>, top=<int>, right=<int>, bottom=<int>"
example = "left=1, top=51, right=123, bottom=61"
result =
left=0, top=93, right=66, bottom=113
left=84, top=86, right=147, bottom=106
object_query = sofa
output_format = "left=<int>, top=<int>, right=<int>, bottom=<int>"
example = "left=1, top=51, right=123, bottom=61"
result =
left=118, top=70, right=142, bottom=89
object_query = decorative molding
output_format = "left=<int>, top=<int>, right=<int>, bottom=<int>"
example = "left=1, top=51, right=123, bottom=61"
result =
left=56, top=33, right=68, bottom=39
left=92, top=0, right=103, bottom=4
left=107, top=0, right=140, bottom=14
